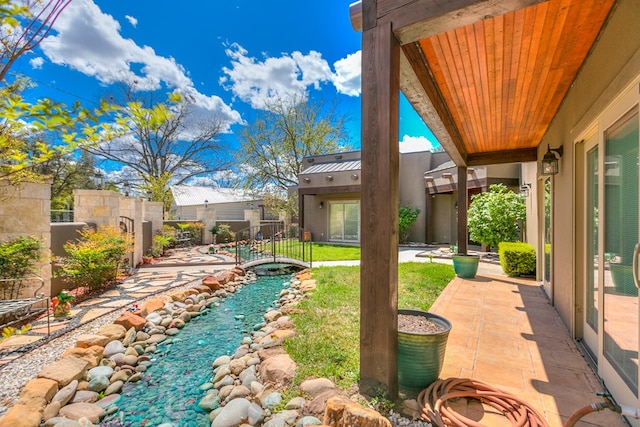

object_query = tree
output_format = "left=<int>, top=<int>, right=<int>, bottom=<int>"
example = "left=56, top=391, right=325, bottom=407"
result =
left=34, top=149, right=96, bottom=209
left=83, top=90, right=228, bottom=205
left=236, top=92, right=351, bottom=191
left=467, top=183, right=526, bottom=251
left=0, top=0, right=72, bottom=82
left=399, top=206, right=420, bottom=244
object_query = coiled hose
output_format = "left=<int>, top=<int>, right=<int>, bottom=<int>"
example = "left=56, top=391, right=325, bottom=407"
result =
left=416, top=377, right=550, bottom=427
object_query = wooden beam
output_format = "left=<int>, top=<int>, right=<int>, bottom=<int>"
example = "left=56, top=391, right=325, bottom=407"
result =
left=467, top=147, right=538, bottom=166
left=360, top=13, right=400, bottom=398
left=401, top=43, right=468, bottom=166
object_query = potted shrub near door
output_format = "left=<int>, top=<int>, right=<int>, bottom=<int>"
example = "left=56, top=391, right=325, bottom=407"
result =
left=398, top=309, right=452, bottom=391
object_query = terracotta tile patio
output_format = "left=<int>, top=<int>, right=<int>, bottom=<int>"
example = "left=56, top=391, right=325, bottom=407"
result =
left=429, top=272, right=627, bottom=427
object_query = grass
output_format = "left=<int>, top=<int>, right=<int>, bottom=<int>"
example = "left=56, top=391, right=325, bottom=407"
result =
left=310, top=243, right=361, bottom=261
left=283, top=261, right=455, bottom=393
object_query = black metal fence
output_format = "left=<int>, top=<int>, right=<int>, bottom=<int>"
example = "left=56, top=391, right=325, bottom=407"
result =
left=233, top=223, right=312, bottom=268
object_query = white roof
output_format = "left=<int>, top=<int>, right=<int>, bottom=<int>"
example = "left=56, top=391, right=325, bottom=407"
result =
left=170, top=186, right=261, bottom=207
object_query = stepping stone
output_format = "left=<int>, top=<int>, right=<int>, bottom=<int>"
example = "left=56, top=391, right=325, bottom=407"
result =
left=0, top=335, right=41, bottom=350
left=76, top=298, right=109, bottom=307
left=102, top=299, right=134, bottom=308
left=80, top=308, right=113, bottom=323
left=100, top=290, right=121, bottom=297
left=128, top=293, right=150, bottom=298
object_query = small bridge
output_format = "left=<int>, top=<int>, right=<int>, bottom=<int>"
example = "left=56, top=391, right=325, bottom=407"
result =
left=232, top=223, right=312, bottom=270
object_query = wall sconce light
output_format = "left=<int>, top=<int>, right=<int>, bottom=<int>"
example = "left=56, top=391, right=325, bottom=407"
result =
left=520, top=183, right=531, bottom=198
left=335, top=154, right=343, bottom=159
left=146, top=190, right=152, bottom=201
left=424, top=176, right=434, bottom=183
left=467, top=168, right=475, bottom=174
left=303, top=177, right=311, bottom=183
left=325, top=175, right=333, bottom=181
left=351, top=174, right=359, bottom=181
left=93, top=171, right=104, bottom=190
left=540, top=144, right=563, bottom=176
left=318, top=201, right=324, bottom=209
left=442, top=172, right=453, bottom=179
left=123, top=181, right=130, bottom=197
left=306, top=158, right=315, bottom=163
left=204, top=199, right=209, bottom=208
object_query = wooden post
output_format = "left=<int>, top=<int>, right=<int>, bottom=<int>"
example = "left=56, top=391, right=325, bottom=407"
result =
left=359, top=2, right=400, bottom=398
left=457, top=166, right=468, bottom=254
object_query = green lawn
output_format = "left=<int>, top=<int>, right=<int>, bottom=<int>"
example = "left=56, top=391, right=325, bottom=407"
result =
left=310, top=242, right=361, bottom=261
left=283, top=262, right=455, bottom=393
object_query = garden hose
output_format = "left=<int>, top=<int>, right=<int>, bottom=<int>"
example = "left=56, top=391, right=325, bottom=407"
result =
left=416, top=377, right=550, bottom=427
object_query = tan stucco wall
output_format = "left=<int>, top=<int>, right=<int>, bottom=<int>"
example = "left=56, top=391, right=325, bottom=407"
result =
left=399, top=151, right=434, bottom=243
left=538, top=0, right=640, bottom=333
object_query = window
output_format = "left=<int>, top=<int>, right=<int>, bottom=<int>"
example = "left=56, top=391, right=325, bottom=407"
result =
left=329, top=201, right=360, bottom=242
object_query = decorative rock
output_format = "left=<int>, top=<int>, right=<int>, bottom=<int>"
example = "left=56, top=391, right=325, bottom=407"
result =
left=198, top=393, right=220, bottom=411
left=43, top=400, right=61, bottom=420
left=212, top=355, right=231, bottom=368
left=76, top=334, right=110, bottom=349
left=58, top=402, right=106, bottom=423
left=104, top=380, right=123, bottom=395
left=267, top=410, right=300, bottom=426
left=323, top=395, right=391, bottom=427
left=165, top=327, right=180, bottom=336
left=114, top=312, right=146, bottom=331
left=250, top=381, right=265, bottom=395
left=259, top=354, right=296, bottom=385
left=122, top=354, right=139, bottom=366
left=0, top=403, right=43, bottom=427
left=247, top=402, right=265, bottom=425
left=227, top=385, right=251, bottom=400
left=213, top=365, right=231, bottom=383
left=300, top=378, right=336, bottom=396
left=138, top=297, right=166, bottom=317
left=38, top=355, right=89, bottom=387
left=135, top=331, right=150, bottom=341
left=210, top=397, right=251, bottom=427
left=261, top=392, right=282, bottom=410
left=145, top=334, right=167, bottom=345
left=264, top=310, right=282, bottom=322
left=129, top=372, right=143, bottom=382
left=103, top=340, right=126, bottom=358
left=87, top=375, right=110, bottom=393
left=229, top=358, right=247, bottom=375
left=122, top=327, right=138, bottom=347
left=51, top=379, right=78, bottom=406
left=202, top=276, right=221, bottom=291
left=145, top=311, right=163, bottom=325
left=17, top=377, right=58, bottom=410
left=70, top=390, right=99, bottom=404
left=297, top=416, right=322, bottom=426
left=95, top=324, right=126, bottom=341
left=285, top=396, right=306, bottom=410
left=60, top=345, right=104, bottom=369
left=88, top=366, right=114, bottom=381
left=109, top=369, right=131, bottom=383
left=94, top=393, right=122, bottom=409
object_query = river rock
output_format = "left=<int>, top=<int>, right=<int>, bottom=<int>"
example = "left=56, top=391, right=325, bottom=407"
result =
left=38, top=355, right=89, bottom=387
left=88, top=366, right=114, bottom=381
left=212, top=355, right=231, bottom=368
left=58, top=402, right=105, bottom=423
left=300, top=378, right=335, bottom=396
left=94, top=393, right=122, bottom=409
left=70, top=390, right=99, bottom=404
left=87, top=375, right=109, bottom=393
left=210, top=397, right=251, bottom=427
left=103, top=340, right=126, bottom=358
left=259, top=354, right=296, bottom=385
left=43, top=400, right=61, bottom=420
left=51, top=379, right=78, bottom=406
left=122, top=327, right=138, bottom=347
left=104, top=380, right=123, bottom=396
left=227, top=385, right=251, bottom=400
left=198, top=394, right=220, bottom=411
left=285, top=396, right=306, bottom=410
left=261, top=392, right=282, bottom=410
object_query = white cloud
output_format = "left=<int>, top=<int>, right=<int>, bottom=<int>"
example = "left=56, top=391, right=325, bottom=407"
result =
left=37, top=0, right=241, bottom=129
left=333, top=50, right=361, bottom=96
left=399, top=135, right=438, bottom=153
left=125, top=15, right=137, bottom=27
left=220, top=43, right=334, bottom=110
left=29, top=57, right=44, bottom=69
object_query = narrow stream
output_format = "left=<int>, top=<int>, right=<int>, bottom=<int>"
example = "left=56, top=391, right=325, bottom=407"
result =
left=101, top=273, right=291, bottom=427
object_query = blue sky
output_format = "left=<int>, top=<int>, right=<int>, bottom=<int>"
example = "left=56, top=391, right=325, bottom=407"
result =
left=12, top=0, right=439, bottom=181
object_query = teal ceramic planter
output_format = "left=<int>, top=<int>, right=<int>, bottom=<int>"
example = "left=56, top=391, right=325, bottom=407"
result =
left=398, top=309, right=452, bottom=391
left=452, top=254, right=480, bottom=278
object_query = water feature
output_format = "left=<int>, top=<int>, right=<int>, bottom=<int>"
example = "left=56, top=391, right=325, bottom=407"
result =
left=101, top=272, right=293, bottom=427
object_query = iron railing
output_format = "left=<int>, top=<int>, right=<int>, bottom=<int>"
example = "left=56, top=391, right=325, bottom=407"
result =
left=233, top=223, right=312, bottom=268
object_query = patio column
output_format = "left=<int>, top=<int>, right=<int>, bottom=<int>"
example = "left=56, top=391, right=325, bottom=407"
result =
left=359, top=3, right=400, bottom=398
left=457, top=166, right=468, bottom=254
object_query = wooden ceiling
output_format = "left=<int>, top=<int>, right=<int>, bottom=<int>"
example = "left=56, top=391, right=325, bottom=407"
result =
left=351, top=0, right=618, bottom=166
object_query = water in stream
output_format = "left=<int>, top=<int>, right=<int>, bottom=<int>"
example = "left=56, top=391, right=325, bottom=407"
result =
left=101, top=273, right=292, bottom=427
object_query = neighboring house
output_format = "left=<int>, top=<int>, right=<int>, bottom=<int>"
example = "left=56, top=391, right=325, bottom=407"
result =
left=169, top=186, right=263, bottom=221
left=297, top=150, right=520, bottom=244
left=352, top=0, right=640, bottom=413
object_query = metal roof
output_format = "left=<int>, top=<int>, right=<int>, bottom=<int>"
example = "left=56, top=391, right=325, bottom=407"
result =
left=300, top=160, right=361, bottom=175
left=170, top=186, right=260, bottom=207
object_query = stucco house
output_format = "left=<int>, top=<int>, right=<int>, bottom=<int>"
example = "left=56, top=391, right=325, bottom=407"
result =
left=350, top=0, right=640, bottom=417
left=298, top=150, right=522, bottom=245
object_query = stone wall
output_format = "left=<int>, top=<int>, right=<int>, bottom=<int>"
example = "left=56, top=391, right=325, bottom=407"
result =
left=0, top=180, right=51, bottom=298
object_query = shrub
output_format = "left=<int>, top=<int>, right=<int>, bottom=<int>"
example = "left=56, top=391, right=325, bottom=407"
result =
left=153, top=232, right=173, bottom=257
left=176, top=222, right=205, bottom=245
left=399, top=206, right=421, bottom=244
left=0, top=236, right=44, bottom=299
left=499, top=242, right=536, bottom=277
left=216, top=224, right=235, bottom=243
left=468, top=184, right=526, bottom=251
left=56, top=226, right=131, bottom=291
